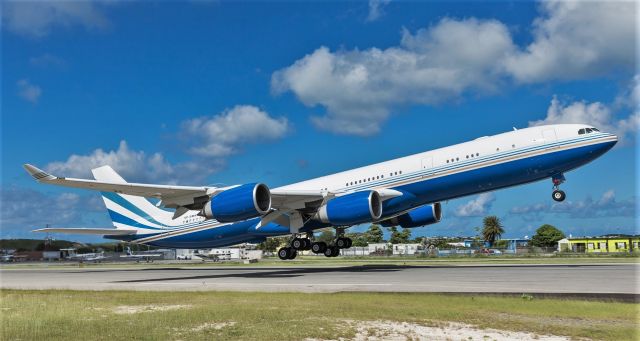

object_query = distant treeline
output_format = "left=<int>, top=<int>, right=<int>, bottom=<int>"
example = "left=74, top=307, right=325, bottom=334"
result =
left=0, top=239, right=153, bottom=253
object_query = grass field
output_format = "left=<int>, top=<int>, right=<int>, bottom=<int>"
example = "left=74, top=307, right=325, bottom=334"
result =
left=1, top=290, right=638, bottom=340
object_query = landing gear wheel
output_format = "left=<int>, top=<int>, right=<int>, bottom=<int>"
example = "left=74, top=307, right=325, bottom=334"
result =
left=287, top=249, right=298, bottom=260
left=552, top=190, right=566, bottom=202
left=291, top=238, right=305, bottom=250
left=336, top=238, right=349, bottom=249
left=278, top=247, right=295, bottom=260
left=324, top=246, right=340, bottom=257
left=302, top=238, right=312, bottom=250
left=311, top=242, right=327, bottom=254
left=345, top=238, right=352, bottom=248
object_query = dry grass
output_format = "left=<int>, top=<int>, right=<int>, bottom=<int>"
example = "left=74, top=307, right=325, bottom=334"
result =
left=2, top=290, right=638, bottom=340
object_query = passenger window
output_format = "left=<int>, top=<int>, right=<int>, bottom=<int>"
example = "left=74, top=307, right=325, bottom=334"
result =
left=578, top=129, right=585, bottom=135
left=476, top=153, right=479, bottom=156
left=399, top=171, right=402, bottom=174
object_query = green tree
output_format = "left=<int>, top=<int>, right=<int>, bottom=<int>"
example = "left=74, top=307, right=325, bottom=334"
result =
left=364, top=224, right=384, bottom=243
left=388, top=226, right=411, bottom=244
left=531, top=224, right=565, bottom=247
left=481, top=216, right=504, bottom=247
left=316, top=229, right=335, bottom=244
left=257, top=237, right=288, bottom=252
left=344, top=232, right=368, bottom=247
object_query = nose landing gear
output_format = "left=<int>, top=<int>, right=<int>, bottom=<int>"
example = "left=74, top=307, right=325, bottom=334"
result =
left=551, top=174, right=566, bottom=202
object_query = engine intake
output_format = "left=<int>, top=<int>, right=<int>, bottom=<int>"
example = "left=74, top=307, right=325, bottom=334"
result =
left=317, top=190, right=382, bottom=226
left=381, top=203, right=442, bottom=228
left=202, top=183, right=271, bottom=222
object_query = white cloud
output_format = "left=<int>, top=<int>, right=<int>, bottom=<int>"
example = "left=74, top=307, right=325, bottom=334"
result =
left=273, top=1, right=635, bottom=136
left=272, top=18, right=514, bottom=135
left=180, top=105, right=289, bottom=157
left=510, top=190, right=635, bottom=220
left=45, top=141, right=213, bottom=185
left=504, top=1, right=636, bottom=83
left=529, top=76, right=639, bottom=144
left=454, top=193, right=496, bottom=217
left=41, top=105, right=288, bottom=185
left=17, top=79, right=42, bottom=103
left=367, top=0, right=392, bottom=22
left=2, top=1, right=110, bottom=38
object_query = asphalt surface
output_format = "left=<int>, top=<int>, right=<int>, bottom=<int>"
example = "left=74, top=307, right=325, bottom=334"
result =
left=1, top=263, right=638, bottom=297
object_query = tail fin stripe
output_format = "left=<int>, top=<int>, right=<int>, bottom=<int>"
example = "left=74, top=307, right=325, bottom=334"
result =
left=101, top=192, right=170, bottom=227
left=107, top=210, right=166, bottom=230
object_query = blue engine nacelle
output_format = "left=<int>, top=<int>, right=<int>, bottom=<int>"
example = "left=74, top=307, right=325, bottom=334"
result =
left=316, top=190, right=382, bottom=226
left=380, top=203, right=442, bottom=228
left=202, top=183, right=271, bottom=222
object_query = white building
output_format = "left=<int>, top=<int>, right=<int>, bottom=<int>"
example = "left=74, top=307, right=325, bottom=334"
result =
left=392, top=244, right=421, bottom=255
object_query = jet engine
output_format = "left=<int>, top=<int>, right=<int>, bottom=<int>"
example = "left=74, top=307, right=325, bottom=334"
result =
left=380, top=203, right=442, bottom=228
left=202, top=183, right=271, bottom=222
left=316, top=190, right=382, bottom=225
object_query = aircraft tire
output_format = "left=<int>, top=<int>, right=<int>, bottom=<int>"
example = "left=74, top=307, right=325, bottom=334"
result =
left=336, top=238, right=348, bottom=249
left=311, top=242, right=327, bottom=254
left=287, top=249, right=297, bottom=260
left=552, top=190, right=566, bottom=202
left=291, top=238, right=304, bottom=250
left=278, top=247, right=291, bottom=260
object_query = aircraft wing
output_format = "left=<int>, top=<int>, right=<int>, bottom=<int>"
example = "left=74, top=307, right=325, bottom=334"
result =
left=24, top=164, right=327, bottom=212
left=23, top=164, right=226, bottom=208
left=270, top=189, right=326, bottom=210
left=32, top=228, right=136, bottom=235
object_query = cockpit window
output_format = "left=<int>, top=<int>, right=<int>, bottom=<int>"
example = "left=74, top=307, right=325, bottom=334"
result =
left=578, top=128, right=585, bottom=135
left=591, top=127, right=599, bottom=132
left=586, top=128, right=593, bottom=133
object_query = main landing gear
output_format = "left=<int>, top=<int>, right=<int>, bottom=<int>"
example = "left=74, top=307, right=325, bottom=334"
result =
left=551, top=174, right=567, bottom=202
left=277, top=231, right=353, bottom=260
left=278, top=234, right=312, bottom=260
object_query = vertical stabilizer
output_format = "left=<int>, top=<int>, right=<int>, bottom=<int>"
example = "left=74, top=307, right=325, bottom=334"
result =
left=91, top=166, right=177, bottom=232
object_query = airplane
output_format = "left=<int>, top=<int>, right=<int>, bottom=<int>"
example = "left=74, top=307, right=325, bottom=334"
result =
left=68, top=251, right=107, bottom=263
left=25, top=124, right=617, bottom=260
left=119, top=246, right=163, bottom=263
left=0, top=254, right=28, bottom=262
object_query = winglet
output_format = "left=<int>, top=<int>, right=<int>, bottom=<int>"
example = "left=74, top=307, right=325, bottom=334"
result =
left=23, top=164, right=56, bottom=182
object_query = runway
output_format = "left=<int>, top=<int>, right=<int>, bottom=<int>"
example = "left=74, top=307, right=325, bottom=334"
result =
left=2, top=262, right=638, bottom=297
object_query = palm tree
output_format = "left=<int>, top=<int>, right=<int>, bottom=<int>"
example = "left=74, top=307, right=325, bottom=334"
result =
left=482, top=216, right=504, bottom=247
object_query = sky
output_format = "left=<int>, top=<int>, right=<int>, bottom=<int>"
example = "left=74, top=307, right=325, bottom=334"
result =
left=1, top=0, right=638, bottom=242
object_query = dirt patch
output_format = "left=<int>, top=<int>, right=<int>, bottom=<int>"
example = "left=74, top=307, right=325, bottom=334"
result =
left=190, top=321, right=236, bottom=332
left=308, top=320, right=577, bottom=341
left=112, top=304, right=192, bottom=314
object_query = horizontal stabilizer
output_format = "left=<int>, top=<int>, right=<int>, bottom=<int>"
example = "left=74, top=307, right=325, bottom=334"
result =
left=32, top=228, right=137, bottom=235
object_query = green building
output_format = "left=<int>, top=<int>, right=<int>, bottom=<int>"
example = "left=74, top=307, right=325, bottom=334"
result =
left=557, top=235, right=639, bottom=253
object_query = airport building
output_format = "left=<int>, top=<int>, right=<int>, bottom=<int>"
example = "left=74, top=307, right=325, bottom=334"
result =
left=557, top=235, right=639, bottom=253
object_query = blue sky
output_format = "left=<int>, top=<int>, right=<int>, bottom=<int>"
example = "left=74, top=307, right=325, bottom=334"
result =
left=1, top=1, right=637, bottom=242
